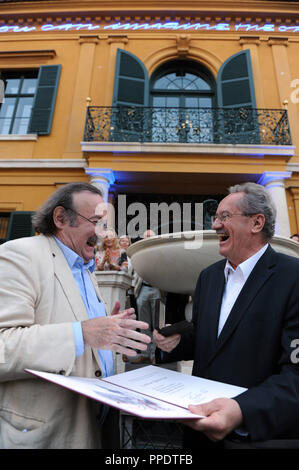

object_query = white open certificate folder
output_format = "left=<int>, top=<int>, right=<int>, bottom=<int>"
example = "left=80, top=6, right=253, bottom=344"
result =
left=25, top=365, right=247, bottom=420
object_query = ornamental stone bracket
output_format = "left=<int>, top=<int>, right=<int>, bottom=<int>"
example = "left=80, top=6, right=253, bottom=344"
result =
left=176, top=35, right=190, bottom=57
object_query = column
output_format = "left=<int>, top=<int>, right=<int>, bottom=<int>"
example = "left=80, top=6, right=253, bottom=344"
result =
left=63, top=35, right=99, bottom=156
left=288, top=186, right=299, bottom=234
left=257, top=171, right=292, bottom=237
left=85, top=168, right=115, bottom=202
left=268, top=37, right=299, bottom=153
left=85, top=168, right=116, bottom=227
left=239, top=36, right=264, bottom=108
left=104, top=35, right=128, bottom=106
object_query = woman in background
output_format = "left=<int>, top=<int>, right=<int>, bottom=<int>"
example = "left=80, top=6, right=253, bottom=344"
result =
left=118, top=235, right=131, bottom=272
left=96, top=228, right=125, bottom=271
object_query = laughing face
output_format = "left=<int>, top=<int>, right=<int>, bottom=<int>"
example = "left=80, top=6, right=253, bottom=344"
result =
left=211, top=192, right=263, bottom=268
left=55, top=190, right=106, bottom=263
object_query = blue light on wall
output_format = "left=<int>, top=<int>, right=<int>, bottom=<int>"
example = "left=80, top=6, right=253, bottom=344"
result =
left=0, top=21, right=299, bottom=34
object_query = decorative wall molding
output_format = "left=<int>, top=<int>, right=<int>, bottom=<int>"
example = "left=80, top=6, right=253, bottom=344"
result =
left=176, top=34, right=190, bottom=57
left=0, top=50, right=56, bottom=59
left=81, top=141, right=295, bottom=157
left=0, top=134, right=38, bottom=141
left=0, top=159, right=87, bottom=168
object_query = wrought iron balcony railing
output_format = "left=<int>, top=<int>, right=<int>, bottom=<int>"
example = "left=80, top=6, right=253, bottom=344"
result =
left=83, top=106, right=292, bottom=146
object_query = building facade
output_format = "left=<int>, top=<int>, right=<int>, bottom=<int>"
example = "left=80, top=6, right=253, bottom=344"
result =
left=0, top=0, right=299, bottom=239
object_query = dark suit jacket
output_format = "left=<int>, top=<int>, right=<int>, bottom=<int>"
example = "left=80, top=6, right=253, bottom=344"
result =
left=161, top=245, right=299, bottom=442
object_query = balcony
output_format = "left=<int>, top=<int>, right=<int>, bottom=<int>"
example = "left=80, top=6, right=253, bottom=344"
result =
left=83, top=106, right=292, bottom=147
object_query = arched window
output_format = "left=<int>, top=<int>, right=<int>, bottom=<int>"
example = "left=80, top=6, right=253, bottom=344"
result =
left=150, top=60, right=216, bottom=142
left=151, top=60, right=215, bottom=108
left=111, top=50, right=258, bottom=144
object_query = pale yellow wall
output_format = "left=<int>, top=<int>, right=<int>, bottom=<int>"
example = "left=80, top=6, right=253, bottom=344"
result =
left=0, top=36, right=82, bottom=159
left=0, top=1, right=299, bottom=230
left=0, top=29, right=299, bottom=158
left=0, top=170, right=89, bottom=212
left=1, top=30, right=299, bottom=158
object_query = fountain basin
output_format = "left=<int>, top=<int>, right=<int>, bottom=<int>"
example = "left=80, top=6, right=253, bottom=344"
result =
left=127, top=230, right=299, bottom=295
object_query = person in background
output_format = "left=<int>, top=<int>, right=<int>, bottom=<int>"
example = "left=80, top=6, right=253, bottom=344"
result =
left=0, top=182, right=151, bottom=449
left=96, top=228, right=127, bottom=271
left=290, top=233, right=299, bottom=242
left=117, top=235, right=137, bottom=314
left=129, top=230, right=164, bottom=364
left=165, top=293, right=189, bottom=325
left=119, top=234, right=131, bottom=251
left=118, top=235, right=132, bottom=272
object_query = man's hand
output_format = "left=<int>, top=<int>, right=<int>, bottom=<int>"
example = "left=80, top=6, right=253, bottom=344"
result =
left=111, top=301, right=125, bottom=316
left=82, top=302, right=151, bottom=356
left=153, top=327, right=181, bottom=353
left=185, top=398, right=243, bottom=441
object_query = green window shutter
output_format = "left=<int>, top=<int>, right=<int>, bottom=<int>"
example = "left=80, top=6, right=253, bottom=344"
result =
left=217, top=50, right=259, bottom=144
left=217, top=50, right=256, bottom=108
left=112, top=50, right=149, bottom=142
left=28, top=65, right=61, bottom=135
left=6, top=211, right=35, bottom=241
left=113, top=49, right=149, bottom=107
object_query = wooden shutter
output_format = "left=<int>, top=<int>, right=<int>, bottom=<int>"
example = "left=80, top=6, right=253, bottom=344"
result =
left=111, top=50, right=149, bottom=142
left=28, top=65, right=61, bottom=135
left=217, top=50, right=256, bottom=108
left=113, top=49, right=149, bottom=107
left=6, top=211, right=35, bottom=241
left=217, top=50, right=259, bottom=144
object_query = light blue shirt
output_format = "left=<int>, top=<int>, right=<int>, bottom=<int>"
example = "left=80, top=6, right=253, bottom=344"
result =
left=54, top=237, right=114, bottom=377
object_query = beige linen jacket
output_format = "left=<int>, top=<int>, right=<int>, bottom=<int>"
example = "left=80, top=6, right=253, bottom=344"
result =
left=0, top=235, right=109, bottom=449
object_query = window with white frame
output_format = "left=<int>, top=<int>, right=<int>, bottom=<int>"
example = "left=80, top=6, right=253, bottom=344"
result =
left=0, top=70, right=38, bottom=134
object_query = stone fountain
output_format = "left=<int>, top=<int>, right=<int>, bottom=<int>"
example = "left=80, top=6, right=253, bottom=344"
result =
left=127, top=230, right=299, bottom=295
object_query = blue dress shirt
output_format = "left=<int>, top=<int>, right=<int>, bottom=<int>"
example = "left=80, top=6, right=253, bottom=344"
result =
left=54, top=237, right=114, bottom=377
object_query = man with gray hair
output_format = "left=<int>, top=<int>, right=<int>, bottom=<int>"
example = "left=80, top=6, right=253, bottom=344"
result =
left=154, top=182, right=299, bottom=449
left=0, top=182, right=150, bottom=449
